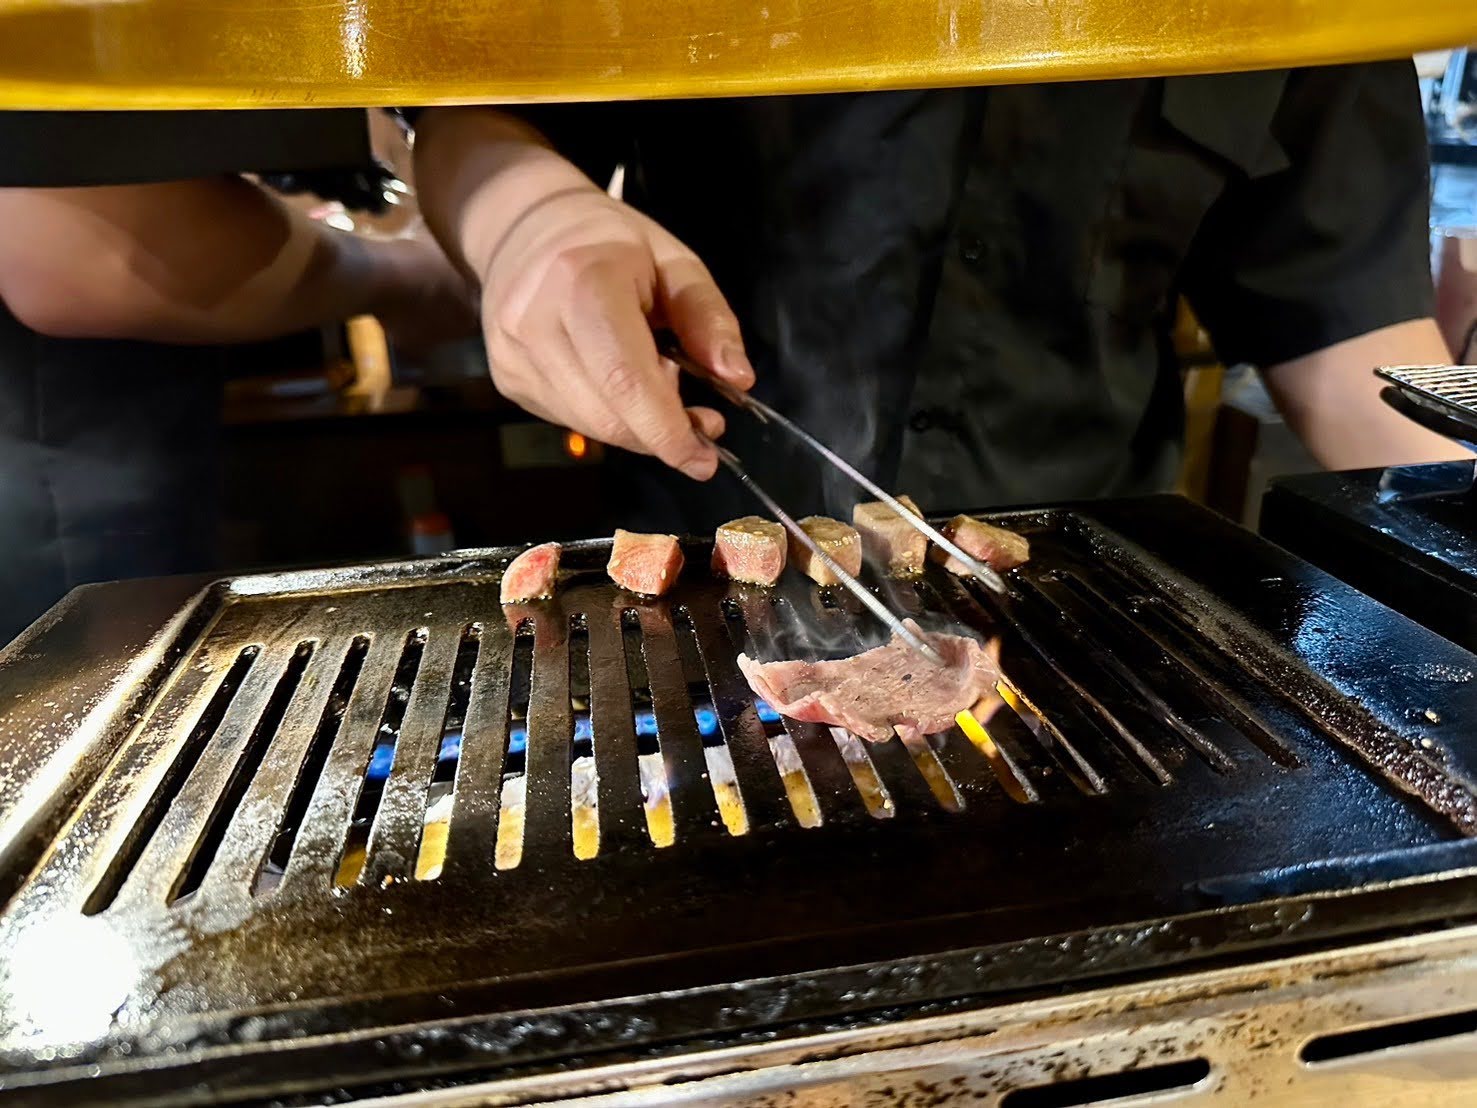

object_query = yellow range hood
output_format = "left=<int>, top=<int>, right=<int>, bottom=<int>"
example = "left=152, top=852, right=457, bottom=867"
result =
left=0, top=0, right=1474, bottom=109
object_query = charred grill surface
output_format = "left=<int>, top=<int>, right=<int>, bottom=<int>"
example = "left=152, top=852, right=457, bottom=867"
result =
left=4, top=496, right=1477, bottom=1104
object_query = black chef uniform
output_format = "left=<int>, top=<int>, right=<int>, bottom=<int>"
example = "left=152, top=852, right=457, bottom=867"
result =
left=525, top=61, right=1435, bottom=530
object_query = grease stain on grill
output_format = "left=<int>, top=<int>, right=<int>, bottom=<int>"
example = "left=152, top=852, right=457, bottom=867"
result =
left=414, top=623, right=482, bottom=881
left=84, top=644, right=261, bottom=915
left=255, top=635, right=371, bottom=896
left=171, top=639, right=316, bottom=904
left=495, top=621, right=535, bottom=870
left=335, top=629, right=428, bottom=887
left=622, top=610, right=674, bottom=848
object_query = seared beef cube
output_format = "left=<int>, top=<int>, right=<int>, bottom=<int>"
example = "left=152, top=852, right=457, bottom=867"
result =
left=931, top=514, right=1031, bottom=575
left=791, top=516, right=862, bottom=586
left=712, top=516, right=787, bottom=585
left=501, top=542, right=561, bottom=604
left=853, top=495, right=927, bottom=577
left=608, top=529, right=685, bottom=596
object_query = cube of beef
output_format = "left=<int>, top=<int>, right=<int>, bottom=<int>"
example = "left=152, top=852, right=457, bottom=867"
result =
left=931, top=514, right=1031, bottom=575
left=500, top=542, right=561, bottom=604
left=712, top=516, right=787, bottom=586
left=791, top=516, right=862, bottom=586
left=608, top=529, right=685, bottom=596
left=853, top=495, right=927, bottom=577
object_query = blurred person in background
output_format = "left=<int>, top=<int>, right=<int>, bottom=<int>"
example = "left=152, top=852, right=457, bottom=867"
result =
left=413, top=62, right=1465, bottom=532
left=0, top=113, right=474, bottom=644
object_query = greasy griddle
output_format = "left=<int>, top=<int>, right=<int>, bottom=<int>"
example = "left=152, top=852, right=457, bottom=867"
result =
left=5, top=495, right=1477, bottom=1105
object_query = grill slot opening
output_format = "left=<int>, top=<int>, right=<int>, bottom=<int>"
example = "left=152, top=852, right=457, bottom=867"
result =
left=956, top=707, right=1034, bottom=804
left=829, top=728, right=894, bottom=818
left=764, top=725, right=821, bottom=827
left=1300, top=1008, right=1477, bottom=1064
left=999, top=1058, right=1211, bottom=1108
left=84, top=645, right=260, bottom=916
left=1021, top=572, right=1237, bottom=777
left=900, top=729, right=962, bottom=812
left=622, top=610, right=674, bottom=847
left=171, top=641, right=316, bottom=905
left=932, top=577, right=1108, bottom=795
left=674, top=608, right=747, bottom=836
left=1119, top=593, right=1302, bottom=770
left=255, top=635, right=370, bottom=896
left=414, top=623, right=482, bottom=881
left=569, top=616, right=600, bottom=860
left=495, top=621, right=536, bottom=870
left=1003, top=581, right=1174, bottom=787
left=335, top=629, right=428, bottom=887
left=724, top=598, right=823, bottom=829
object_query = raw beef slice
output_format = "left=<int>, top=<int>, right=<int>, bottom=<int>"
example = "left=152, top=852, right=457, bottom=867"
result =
left=608, top=529, right=685, bottom=596
left=738, top=620, right=1001, bottom=743
left=501, top=542, right=561, bottom=604
left=712, top=516, right=787, bottom=585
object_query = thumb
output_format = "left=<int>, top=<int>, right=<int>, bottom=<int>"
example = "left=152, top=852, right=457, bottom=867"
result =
left=650, top=243, right=755, bottom=390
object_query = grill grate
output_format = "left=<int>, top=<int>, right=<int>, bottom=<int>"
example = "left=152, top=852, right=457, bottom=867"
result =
left=7, top=503, right=1477, bottom=1103
left=1377, top=365, right=1477, bottom=446
left=1379, top=365, right=1477, bottom=411
left=76, top=570, right=1303, bottom=903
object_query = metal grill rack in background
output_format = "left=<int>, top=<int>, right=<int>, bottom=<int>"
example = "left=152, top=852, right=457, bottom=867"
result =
left=1378, top=364, right=1477, bottom=438
left=6, top=499, right=1477, bottom=1104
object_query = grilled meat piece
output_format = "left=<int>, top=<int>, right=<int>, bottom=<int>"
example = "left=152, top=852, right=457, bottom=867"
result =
left=608, top=529, right=685, bottom=596
left=500, top=542, right=561, bottom=604
left=932, top=514, right=1031, bottom=575
left=853, top=495, right=927, bottom=577
left=737, top=620, right=1000, bottom=743
left=791, top=516, right=863, bottom=586
left=712, top=516, right=787, bottom=586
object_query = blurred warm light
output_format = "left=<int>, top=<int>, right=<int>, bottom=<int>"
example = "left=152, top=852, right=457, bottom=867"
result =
left=564, top=431, right=589, bottom=460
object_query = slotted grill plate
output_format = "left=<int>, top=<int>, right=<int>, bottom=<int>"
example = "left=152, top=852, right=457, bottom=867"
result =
left=1379, top=365, right=1477, bottom=415
left=1378, top=364, right=1477, bottom=440
left=6, top=497, right=1477, bottom=1104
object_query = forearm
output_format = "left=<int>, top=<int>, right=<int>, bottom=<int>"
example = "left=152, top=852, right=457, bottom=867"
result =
left=0, top=177, right=418, bottom=343
left=1261, top=318, right=1469, bottom=468
left=413, top=107, right=599, bottom=282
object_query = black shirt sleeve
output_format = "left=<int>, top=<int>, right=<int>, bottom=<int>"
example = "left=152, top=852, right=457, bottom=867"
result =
left=0, top=109, right=371, bottom=188
left=1180, top=60, right=1434, bottom=368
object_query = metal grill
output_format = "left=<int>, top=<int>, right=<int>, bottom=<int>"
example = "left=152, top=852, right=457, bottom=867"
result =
left=1378, top=364, right=1477, bottom=430
left=6, top=500, right=1477, bottom=1104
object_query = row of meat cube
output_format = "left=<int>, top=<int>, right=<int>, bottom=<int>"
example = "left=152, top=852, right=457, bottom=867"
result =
left=714, top=500, right=1029, bottom=588
left=500, top=502, right=1029, bottom=604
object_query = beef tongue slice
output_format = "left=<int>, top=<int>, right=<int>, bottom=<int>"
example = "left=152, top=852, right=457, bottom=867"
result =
left=737, top=620, right=1000, bottom=742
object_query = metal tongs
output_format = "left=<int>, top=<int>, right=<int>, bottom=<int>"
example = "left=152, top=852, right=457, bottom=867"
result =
left=661, top=337, right=1009, bottom=668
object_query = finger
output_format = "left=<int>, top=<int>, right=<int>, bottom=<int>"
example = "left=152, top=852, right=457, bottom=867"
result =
left=686, top=406, right=726, bottom=442
left=493, top=323, right=650, bottom=456
left=562, top=262, right=719, bottom=480
left=648, top=232, right=755, bottom=390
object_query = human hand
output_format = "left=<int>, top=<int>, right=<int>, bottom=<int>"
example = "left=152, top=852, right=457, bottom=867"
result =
left=414, top=109, right=754, bottom=480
